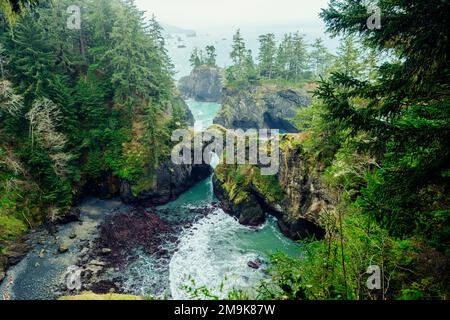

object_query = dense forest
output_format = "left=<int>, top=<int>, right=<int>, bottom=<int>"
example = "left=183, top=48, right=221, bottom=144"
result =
left=188, top=1, right=450, bottom=300
left=259, top=0, right=450, bottom=300
left=0, top=0, right=449, bottom=301
left=191, top=28, right=375, bottom=89
left=0, top=0, right=189, bottom=250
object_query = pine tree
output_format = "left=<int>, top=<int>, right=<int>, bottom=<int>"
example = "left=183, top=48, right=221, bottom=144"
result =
left=257, top=33, right=276, bottom=79
left=290, top=31, right=309, bottom=81
left=317, top=0, right=450, bottom=249
left=275, top=33, right=292, bottom=80
left=243, top=49, right=258, bottom=84
left=8, top=15, right=55, bottom=102
left=205, top=45, right=217, bottom=67
left=189, top=48, right=202, bottom=67
left=331, top=36, right=363, bottom=78
left=85, top=0, right=117, bottom=63
left=230, top=29, right=246, bottom=67
left=105, top=0, right=155, bottom=111
left=310, top=38, right=334, bottom=79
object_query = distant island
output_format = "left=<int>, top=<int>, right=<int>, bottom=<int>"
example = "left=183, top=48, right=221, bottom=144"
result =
left=161, top=23, right=197, bottom=38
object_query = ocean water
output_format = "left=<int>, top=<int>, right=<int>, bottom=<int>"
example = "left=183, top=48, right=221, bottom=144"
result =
left=0, top=64, right=302, bottom=302
left=165, top=100, right=301, bottom=299
left=187, top=100, right=222, bottom=131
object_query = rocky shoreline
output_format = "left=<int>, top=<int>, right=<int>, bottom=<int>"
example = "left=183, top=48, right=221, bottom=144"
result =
left=70, top=203, right=221, bottom=297
left=0, top=192, right=223, bottom=299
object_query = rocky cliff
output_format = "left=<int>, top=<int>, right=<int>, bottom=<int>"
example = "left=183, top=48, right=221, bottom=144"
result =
left=172, top=95, right=195, bottom=127
left=213, top=85, right=311, bottom=133
left=120, top=160, right=212, bottom=205
left=178, top=66, right=222, bottom=102
left=213, top=134, right=331, bottom=240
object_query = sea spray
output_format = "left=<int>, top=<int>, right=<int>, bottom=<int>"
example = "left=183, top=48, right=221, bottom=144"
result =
left=169, top=209, right=266, bottom=300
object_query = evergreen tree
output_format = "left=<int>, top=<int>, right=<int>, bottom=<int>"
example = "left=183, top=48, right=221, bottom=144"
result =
left=257, top=33, right=277, bottom=79
left=274, top=32, right=309, bottom=81
left=105, top=0, right=155, bottom=110
left=8, top=14, right=55, bottom=102
left=290, top=31, right=309, bottom=81
left=230, top=29, right=246, bottom=67
left=189, top=48, right=202, bottom=67
left=205, top=45, right=217, bottom=67
left=227, top=29, right=249, bottom=85
left=243, top=49, right=258, bottom=84
left=310, top=38, right=334, bottom=79
left=331, top=36, right=363, bottom=78
left=275, top=33, right=292, bottom=80
left=317, top=0, right=450, bottom=251
left=85, top=0, right=117, bottom=62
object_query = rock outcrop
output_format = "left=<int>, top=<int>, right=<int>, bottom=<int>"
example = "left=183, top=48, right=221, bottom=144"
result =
left=73, top=95, right=194, bottom=202
left=214, top=85, right=311, bottom=133
left=172, top=95, right=195, bottom=127
left=213, top=176, right=266, bottom=226
left=0, top=240, right=31, bottom=284
left=120, top=161, right=212, bottom=205
left=213, top=134, right=331, bottom=240
left=0, top=255, right=7, bottom=282
left=178, top=66, right=222, bottom=102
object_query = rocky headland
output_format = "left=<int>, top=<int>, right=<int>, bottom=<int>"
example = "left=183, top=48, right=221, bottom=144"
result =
left=212, top=132, right=331, bottom=241
left=178, top=66, right=222, bottom=102
left=213, top=84, right=311, bottom=133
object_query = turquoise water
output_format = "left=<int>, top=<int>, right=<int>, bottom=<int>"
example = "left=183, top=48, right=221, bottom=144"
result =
left=165, top=101, right=301, bottom=299
left=186, top=100, right=222, bottom=131
left=0, top=101, right=302, bottom=300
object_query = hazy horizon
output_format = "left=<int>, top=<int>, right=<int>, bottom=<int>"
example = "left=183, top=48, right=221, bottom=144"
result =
left=135, top=0, right=330, bottom=29
left=135, top=0, right=338, bottom=76
left=134, top=0, right=334, bottom=46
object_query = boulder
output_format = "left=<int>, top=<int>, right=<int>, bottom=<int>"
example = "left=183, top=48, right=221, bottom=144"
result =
left=58, top=244, right=69, bottom=254
left=247, top=259, right=263, bottom=270
left=5, top=241, right=31, bottom=265
left=101, top=248, right=112, bottom=255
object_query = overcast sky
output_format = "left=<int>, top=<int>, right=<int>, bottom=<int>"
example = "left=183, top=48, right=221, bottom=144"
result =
left=135, top=0, right=330, bottom=30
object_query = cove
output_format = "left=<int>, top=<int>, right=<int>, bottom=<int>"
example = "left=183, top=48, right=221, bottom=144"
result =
left=166, top=100, right=301, bottom=299
left=0, top=100, right=301, bottom=300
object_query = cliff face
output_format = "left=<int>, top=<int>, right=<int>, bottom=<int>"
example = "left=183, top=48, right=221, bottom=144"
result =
left=172, top=95, right=195, bottom=127
left=178, top=66, right=222, bottom=102
left=74, top=94, right=196, bottom=202
left=213, top=134, right=331, bottom=240
left=213, top=85, right=311, bottom=133
left=120, top=161, right=212, bottom=205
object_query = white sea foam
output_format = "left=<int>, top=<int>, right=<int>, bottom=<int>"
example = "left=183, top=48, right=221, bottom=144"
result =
left=169, top=209, right=266, bottom=300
